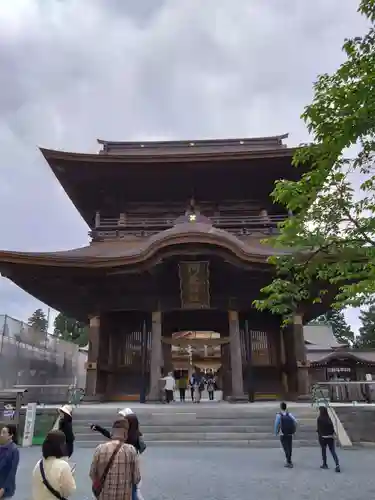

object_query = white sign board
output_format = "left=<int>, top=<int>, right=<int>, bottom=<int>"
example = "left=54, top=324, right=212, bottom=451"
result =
left=22, top=403, right=37, bottom=447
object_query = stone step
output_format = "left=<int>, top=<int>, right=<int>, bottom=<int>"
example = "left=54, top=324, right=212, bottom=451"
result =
left=75, top=439, right=318, bottom=448
left=73, top=417, right=317, bottom=425
left=76, top=431, right=316, bottom=441
left=74, top=424, right=316, bottom=434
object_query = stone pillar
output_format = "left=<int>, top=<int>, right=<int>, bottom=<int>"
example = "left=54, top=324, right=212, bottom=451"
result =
left=85, top=315, right=101, bottom=398
left=228, top=311, right=247, bottom=401
left=293, top=313, right=310, bottom=398
left=148, top=312, right=163, bottom=401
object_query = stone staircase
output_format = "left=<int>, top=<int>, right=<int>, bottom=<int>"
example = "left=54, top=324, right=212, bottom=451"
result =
left=73, top=403, right=319, bottom=448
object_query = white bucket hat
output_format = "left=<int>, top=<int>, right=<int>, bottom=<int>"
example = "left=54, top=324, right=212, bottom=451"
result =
left=59, top=404, right=73, bottom=417
left=118, top=407, right=134, bottom=417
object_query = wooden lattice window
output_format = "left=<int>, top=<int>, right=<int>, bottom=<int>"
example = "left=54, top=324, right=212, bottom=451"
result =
left=251, top=330, right=271, bottom=366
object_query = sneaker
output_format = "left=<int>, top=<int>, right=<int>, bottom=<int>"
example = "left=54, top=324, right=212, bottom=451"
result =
left=284, top=463, right=293, bottom=468
left=335, top=465, right=341, bottom=473
left=320, top=464, right=328, bottom=469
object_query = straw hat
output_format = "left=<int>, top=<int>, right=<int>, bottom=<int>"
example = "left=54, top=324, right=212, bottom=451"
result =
left=118, top=407, right=134, bottom=417
left=59, top=404, right=73, bottom=417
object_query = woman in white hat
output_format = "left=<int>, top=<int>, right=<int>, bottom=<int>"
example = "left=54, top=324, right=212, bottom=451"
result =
left=90, top=407, right=134, bottom=439
left=91, top=408, right=146, bottom=453
left=58, top=405, right=75, bottom=458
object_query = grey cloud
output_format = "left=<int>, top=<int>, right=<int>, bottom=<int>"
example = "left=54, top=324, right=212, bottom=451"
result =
left=0, top=0, right=368, bottom=326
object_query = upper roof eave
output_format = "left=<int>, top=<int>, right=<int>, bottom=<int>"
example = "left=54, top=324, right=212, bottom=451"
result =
left=39, top=145, right=296, bottom=164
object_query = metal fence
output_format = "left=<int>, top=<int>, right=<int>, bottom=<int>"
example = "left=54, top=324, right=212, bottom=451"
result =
left=0, top=315, right=87, bottom=403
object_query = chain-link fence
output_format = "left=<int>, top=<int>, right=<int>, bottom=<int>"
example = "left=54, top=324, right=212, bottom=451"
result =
left=0, top=315, right=87, bottom=403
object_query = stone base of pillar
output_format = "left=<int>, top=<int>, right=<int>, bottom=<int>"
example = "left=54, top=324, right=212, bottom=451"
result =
left=297, top=394, right=311, bottom=401
left=226, top=394, right=249, bottom=403
left=83, top=394, right=105, bottom=402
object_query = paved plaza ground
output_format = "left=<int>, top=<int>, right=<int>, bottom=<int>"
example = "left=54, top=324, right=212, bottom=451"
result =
left=16, top=445, right=375, bottom=500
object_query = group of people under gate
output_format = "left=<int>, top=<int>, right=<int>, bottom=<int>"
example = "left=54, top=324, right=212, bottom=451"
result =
left=159, top=371, right=218, bottom=403
left=0, top=399, right=343, bottom=499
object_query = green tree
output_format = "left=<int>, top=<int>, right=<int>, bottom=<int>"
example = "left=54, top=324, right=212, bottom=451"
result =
left=357, top=306, right=375, bottom=347
left=28, top=308, right=48, bottom=332
left=309, top=310, right=354, bottom=344
left=53, top=313, right=88, bottom=347
left=254, top=0, right=375, bottom=323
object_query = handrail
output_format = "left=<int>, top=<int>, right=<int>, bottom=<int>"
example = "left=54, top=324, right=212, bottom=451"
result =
left=311, top=384, right=341, bottom=441
left=96, top=214, right=287, bottom=229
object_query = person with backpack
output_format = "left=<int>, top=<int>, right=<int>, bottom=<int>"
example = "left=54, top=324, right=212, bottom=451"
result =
left=274, top=402, right=297, bottom=468
left=317, top=405, right=340, bottom=472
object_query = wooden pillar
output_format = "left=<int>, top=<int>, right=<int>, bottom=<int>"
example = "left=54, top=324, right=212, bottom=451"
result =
left=148, top=312, right=163, bottom=401
left=228, top=311, right=247, bottom=401
left=85, top=315, right=102, bottom=399
left=162, top=340, right=173, bottom=374
left=280, top=327, right=289, bottom=398
left=293, top=313, right=310, bottom=398
left=284, top=313, right=309, bottom=399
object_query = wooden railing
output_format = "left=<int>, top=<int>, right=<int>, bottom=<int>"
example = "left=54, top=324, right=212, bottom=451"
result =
left=314, top=381, right=375, bottom=403
left=96, top=214, right=286, bottom=228
left=90, top=214, right=287, bottom=241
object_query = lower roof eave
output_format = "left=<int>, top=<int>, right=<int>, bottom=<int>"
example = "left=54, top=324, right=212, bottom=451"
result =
left=0, top=226, right=290, bottom=269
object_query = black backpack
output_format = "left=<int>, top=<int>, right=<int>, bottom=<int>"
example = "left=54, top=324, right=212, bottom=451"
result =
left=280, top=412, right=296, bottom=435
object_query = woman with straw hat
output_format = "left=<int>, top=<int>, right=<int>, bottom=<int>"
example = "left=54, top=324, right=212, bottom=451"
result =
left=58, top=405, right=75, bottom=458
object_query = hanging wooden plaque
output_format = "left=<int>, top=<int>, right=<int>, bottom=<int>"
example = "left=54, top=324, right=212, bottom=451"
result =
left=179, top=261, right=210, bottom=309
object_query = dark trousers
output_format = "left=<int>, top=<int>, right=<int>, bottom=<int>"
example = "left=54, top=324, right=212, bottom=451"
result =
left=319, top=437, right=339, bottom=466
left=190, top=388, right=195, bottom=401
left=65, top=441, right=74, bottom=458
left=165, top=389, right=174, bottom=403
left=280, top=434, right=293, bottom=464
left=179, top=388, right=186, bottom=401
left=208, top=390, right=214, bottom=401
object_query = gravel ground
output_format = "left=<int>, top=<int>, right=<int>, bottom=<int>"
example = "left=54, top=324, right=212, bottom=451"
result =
left=16, top=445, right=375, bottom=500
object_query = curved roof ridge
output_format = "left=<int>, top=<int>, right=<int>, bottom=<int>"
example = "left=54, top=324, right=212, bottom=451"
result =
left=96, top=134, right=289, bottom=147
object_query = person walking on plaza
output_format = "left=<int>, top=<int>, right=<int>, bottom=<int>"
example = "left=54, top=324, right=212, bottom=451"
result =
left=0, top=424, right=20, bottom=499
left=317, top=406, right=340, bottom=472
left=58, top=405, right=75, bottom=458
left=162, top=372, right=176, bottom=403
left=274, top=402, right=297, bottom=468
left=90, top=419, right=141, bottom=500
left=177, top=376, right=187, bottom=402
left=32, top=430, right=76, bottom=500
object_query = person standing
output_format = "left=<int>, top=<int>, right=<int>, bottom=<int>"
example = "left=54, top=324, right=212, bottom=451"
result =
left=32, top=430, right=76, bottom=500
left=0, top=425, right=20, bottom=499
left=207, top=377, right=215, bottom=401
left=177, top=376, right=187, bottom=402
left=317, top=406, right=340, bottom=472
left=90, top=419, right=140, bottom=500
left=58, top=405, right=75, bottom=458
left=274, top=402, right=297, bottom=468
left=189, top=373, right=196, bottom=402
left=162, top=372, right=176, bottom=404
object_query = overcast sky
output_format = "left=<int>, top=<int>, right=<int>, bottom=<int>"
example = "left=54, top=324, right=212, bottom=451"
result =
left=0, top=0, right=368, bottom=332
